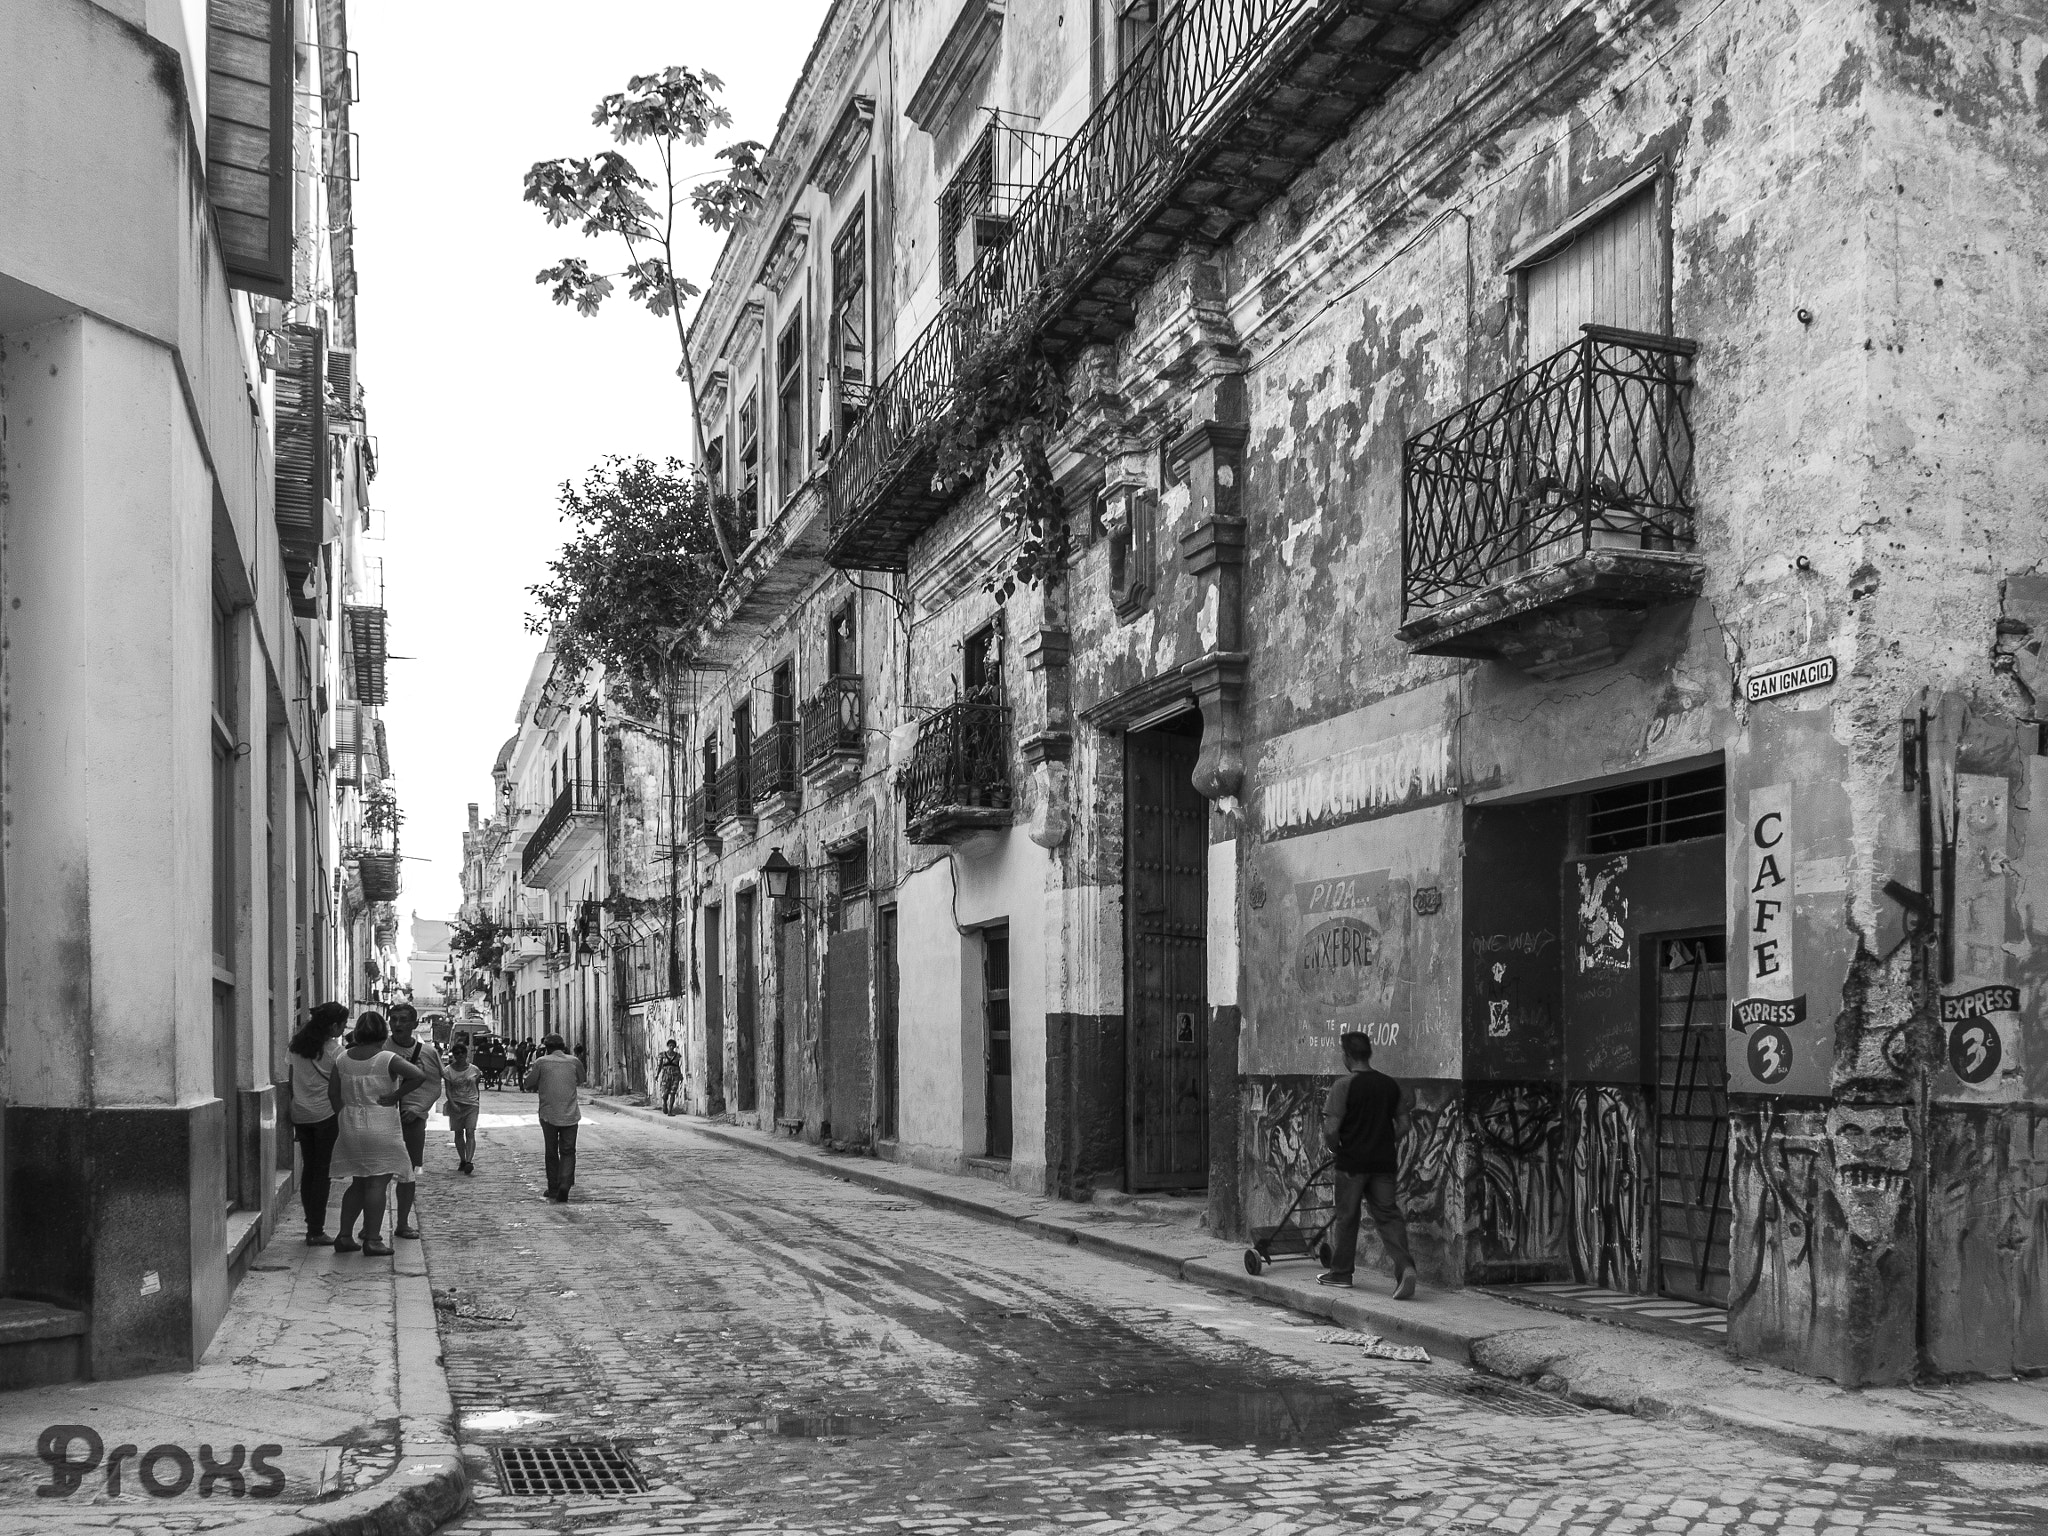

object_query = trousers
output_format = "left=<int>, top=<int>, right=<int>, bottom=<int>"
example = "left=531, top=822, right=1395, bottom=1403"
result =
left=542, top=1121, right=579, bottom=1194
left=294, top=1115, right=339, bottom=1232
left=1328, top=1168, right=1415, bottom=1279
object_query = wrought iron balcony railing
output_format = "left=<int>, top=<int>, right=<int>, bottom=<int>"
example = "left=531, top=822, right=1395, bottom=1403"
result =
left=713, top=757, right=752, bottom=823
left=826, top=0, right=1461, bottom=570
left=801, top=676, right=864, bottom=768
left=520, top=780, right=602, bottom=883
left=750, top=719, right=799, bottom=798
left=622, top=932, right=677, bottom=1004
left=1401, top=326, right=1699, bottom=618
left=904, top=702, right=1012, bottom=840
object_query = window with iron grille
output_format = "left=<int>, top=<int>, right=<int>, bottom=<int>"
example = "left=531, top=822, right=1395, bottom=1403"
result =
left=831, top=210, right=868, bottom=434
left=835, top=838, right=869, bottom=899
left=1586, top=765, right=1725, bottom=855
left=776, top=316, right=805, bottom=502
left=938, top=128, right=996, bottom=289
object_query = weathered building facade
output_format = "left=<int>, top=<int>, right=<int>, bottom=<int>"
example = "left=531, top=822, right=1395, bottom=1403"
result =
left=637, top=0, right=2048, bottom=1387
left=1, top=0, right=387, bottom=1380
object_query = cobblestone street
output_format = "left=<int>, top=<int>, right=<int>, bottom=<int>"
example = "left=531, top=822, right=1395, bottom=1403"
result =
left=419, top=1098, right=2048, bottom=1535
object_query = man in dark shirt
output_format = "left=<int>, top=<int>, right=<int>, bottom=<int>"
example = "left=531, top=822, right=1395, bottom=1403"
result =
left=1318, top=1032, right=1416, bottom=1298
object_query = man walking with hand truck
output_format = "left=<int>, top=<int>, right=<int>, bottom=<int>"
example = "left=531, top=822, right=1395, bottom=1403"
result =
left=1316, top=1031, right=1417, bottom=1299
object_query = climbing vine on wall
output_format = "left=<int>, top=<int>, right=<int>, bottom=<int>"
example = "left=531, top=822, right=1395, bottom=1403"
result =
left=925, top=207, right=1116, bottom=602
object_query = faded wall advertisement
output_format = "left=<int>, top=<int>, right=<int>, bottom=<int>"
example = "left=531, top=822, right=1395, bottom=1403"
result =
left=1251, top=685, right=1459, bottom=842
left=1242, top=800, right=1460, bottom=1078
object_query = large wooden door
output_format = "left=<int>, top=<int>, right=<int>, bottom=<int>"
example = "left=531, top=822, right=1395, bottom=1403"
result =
left=1124, top=725, right=1208, bottom=1191
left=702, top=905, right=726, bottom=1114
left=734, top=889, right=758, bottom=1113
left=779, top=914, right=819, bottom=1132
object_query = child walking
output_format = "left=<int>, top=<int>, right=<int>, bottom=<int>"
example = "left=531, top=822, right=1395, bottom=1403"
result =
left=444, top=1041, right=482, bottom=1174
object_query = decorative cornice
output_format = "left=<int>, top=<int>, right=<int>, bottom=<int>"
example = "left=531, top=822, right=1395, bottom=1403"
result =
left=809, top=94, right=877, bottom=195
left=1179, top=517, right=1247, bottom=575
left=1020, top=730, right=1073, bottom=765
left=760, top=215, right=812, bottom=294
left=1167, top=420, right=1250, bottom=472
left=906, top=0, right=1006, bottom=133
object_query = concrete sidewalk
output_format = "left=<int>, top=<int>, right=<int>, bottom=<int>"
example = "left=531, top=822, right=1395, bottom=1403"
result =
left=0, top=1219, right=467, bottom=1535
left=598, top=1096, right=2048, bottom=1465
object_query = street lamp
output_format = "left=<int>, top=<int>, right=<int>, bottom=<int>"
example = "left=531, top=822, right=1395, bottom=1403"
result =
left=759, top=847, right=800, bottom=923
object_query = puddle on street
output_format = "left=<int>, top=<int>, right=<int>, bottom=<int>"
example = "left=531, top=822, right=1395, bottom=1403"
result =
left=462, top=1408, right=560, bottom=1434
left=760, top=1412, right=878, bottom=1438
left=1036, top=1386, right=1386, bottom=1450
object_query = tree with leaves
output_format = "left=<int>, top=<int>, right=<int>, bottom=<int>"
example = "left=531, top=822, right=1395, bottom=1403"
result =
left=524, top=66, right=765, bottom=474
left=526, top=456, right=744, bottom=717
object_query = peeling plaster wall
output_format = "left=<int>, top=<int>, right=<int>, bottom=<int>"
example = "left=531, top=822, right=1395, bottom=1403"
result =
left=1015, top=0, right=2048, bottom=1379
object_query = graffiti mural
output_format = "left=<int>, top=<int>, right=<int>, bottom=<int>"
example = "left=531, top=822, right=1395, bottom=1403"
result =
left=1466, top=1083, right=1568, bottom=1280
left=1576, top=856, right=1631, bottom=974
left=1244, top=1075, right=1326, bottom=1238
left=1729, top=940, right=1921, bottom=1385
left=1568, top=1085, right=1650, bottom=1292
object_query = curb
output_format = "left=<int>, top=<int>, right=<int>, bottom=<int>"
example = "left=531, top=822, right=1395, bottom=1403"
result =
left=286, top=1246, right=469, bottom=1535
left=595, top=1098, right=2048, bottom=1464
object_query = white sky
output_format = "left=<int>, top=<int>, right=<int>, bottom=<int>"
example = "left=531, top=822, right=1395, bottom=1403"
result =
left=351, top=0, right=833, bottom=930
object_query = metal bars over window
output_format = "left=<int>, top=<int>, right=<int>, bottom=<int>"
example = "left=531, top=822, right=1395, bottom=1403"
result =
left=1585, top=765, right=1725, bottom=855
left=1401, top=326, right=1698, bottom=617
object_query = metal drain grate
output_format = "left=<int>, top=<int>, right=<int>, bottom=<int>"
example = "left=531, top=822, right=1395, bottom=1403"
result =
left=492, top=1443, right=647, bottom=1497
left=1410, top=1376, right=1591, bottom=1419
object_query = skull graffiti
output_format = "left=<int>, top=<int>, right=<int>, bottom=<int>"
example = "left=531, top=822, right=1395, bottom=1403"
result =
left=1822, top=1102, right=1911, bottom=1246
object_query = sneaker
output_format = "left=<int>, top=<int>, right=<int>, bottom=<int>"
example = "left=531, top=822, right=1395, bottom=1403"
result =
left=1316, top=1270, right=1354, bottom=1287
left=332, top=1238, right=361, bottom=1253
left=305, top=1231, right=335, bottom=1247
left=1393, top=1270, right=1417, bottom=1301
left=394, top=1225, right=421, bottom=1240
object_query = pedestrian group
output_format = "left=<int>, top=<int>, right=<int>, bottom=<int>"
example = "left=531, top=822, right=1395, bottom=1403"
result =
left=287, top=1002, right=591, bottom=1250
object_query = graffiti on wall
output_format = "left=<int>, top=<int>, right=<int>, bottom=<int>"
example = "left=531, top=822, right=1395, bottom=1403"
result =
left=1568, top=1085, right=1649, bottom=1292
left=1466, top=1083, right=1567, bottom=1277
left=1576, top=857, right=1630, bottom=975
left=1246, top=1076, right=1326, bottom=1238
left=1728, top=941, right=1921, bottom=1383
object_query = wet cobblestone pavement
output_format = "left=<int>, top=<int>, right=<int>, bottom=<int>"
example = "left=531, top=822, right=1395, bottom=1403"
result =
left=422, top=1097, right=2048, bottom=1535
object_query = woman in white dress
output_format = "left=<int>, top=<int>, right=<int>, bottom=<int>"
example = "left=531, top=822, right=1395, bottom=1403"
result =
left=326, top=1011, right=428, bottom=1256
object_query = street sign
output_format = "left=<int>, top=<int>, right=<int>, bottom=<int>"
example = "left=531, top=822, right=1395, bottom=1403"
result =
left=1746, top=655, right=1836, bottom=704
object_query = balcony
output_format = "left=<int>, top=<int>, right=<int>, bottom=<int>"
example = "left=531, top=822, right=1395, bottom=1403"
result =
left=1398, top=327, right=1703, bottom=680
left=623, top=933, right=677, bottom=1005
left=802, top=675, right=865, bottom=793
left=905, top=701, right=1013, bottom=845
left=826, top=0, right=1467, bottom=571
left=713, top=757, right=753, bottom=831
left=521, top=780, right=604, bottom=885
left=750, top=720, right=800, bottom=816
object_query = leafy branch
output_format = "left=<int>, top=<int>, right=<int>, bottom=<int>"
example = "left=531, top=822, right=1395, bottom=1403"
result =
left=526, top=456, right=745, bottom=718
left=524, top=66, right=767, bottom=476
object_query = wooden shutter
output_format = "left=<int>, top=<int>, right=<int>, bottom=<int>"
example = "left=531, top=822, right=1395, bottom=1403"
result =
left=1524, top=188, right=1660, bottom=361
left=333, top=704, right=360, bottom=785
left=274, top=323, right=327, bottom=587
left=207, top=0, right=295, bottom=297
left=327, top=348, right=358, bottom=420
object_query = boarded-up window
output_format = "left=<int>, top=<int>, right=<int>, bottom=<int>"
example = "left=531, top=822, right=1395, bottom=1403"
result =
left=207, top=0, right=295, bottom=297
left=1522, top=187, right=1661, bottom=361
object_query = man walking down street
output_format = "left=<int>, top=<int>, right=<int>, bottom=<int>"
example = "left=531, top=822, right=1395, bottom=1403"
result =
left=389, top=1003, right=444, bottom=1239
left=523, top=1033, right=586, bottom=1202
left=1317, top=1031, right=1417, bottom=1299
